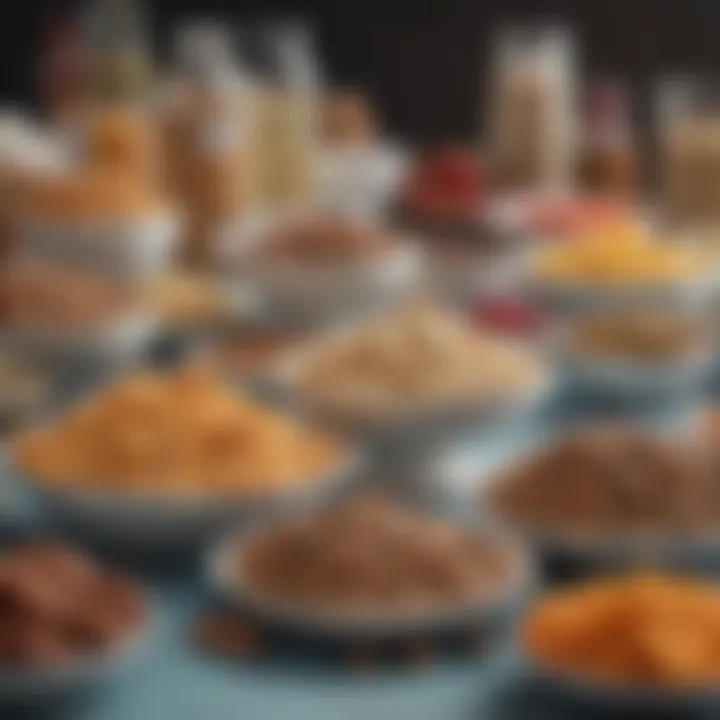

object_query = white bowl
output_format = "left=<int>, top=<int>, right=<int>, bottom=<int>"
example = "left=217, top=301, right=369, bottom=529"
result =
left=16, top=211, right=179, bottom=280
left=207, top=518, right=534, bottom=638
left=269, top=330, right=554, bottom=448
left=316, top=143, right=409, bottom=222
left=16, top=449, right=363, bottom=551
left=426, top=244, right=527, bottom=305
left=563, top=351, right=713, bottom=399
left=526, top=270, right=720, bottom=315
left=0, top=313, right=160, bottom=364
left=238, top=242, right=425, bottom=328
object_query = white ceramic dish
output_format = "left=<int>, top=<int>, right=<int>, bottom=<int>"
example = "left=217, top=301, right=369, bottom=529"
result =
left=269, top=328, right=554, bottom=447
left=207, top=518, right=534, bottom=638
left=550, top=316, right=715, bottom=398
left=426, top=244, right=527, bottom=305
left=236, top=241, right=425, bottom=328
left=316, top=143, right=409, bottom=222
left=563, top=350, right=713, bottom=398
left=1, top=313, right=160, bottom=364
left=529, top=277, right=719, bottom=315
left=16, top=211, right=179, bottom=280
left=15, top=448, right=363, bottom=550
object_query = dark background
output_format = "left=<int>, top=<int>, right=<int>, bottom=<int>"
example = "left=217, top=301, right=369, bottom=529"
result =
left=1, top=0, right=719, bottom=142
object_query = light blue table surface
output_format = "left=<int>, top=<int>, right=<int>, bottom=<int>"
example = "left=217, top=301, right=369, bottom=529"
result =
left=1, top=389, right=711, bottom=720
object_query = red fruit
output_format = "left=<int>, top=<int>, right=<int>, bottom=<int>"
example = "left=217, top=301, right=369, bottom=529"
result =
left=474, top=298, right=543, bottom=335
left=405, top=148, right=484, bottom=219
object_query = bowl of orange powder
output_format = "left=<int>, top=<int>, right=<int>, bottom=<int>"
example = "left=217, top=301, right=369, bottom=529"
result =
left=521, top=573, right=720, bottom=712
left=9, top=369, right=359, bottom=550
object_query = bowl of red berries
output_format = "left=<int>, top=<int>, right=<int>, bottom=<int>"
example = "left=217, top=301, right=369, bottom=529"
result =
left=395, top=148, right=524, bottom=302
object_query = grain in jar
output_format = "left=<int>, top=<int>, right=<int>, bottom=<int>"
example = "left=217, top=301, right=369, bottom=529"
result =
left=245, top=23, right=319, bottom=215
left=486, top=25, right=578, bottom=193
left=659, top=79, right=720, bottom=226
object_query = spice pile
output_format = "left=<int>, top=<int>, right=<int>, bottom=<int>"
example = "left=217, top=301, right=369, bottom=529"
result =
left=568, top=312, right=705, bottom=363
left=488, top=427, right=720, bottom=536
left=0, top=543, right=145, bottom=669
left=12, top=370, right=342, bottom=497
left=241, top=495, right=520, bottom=614
left=0, top=262, right=138, bottom=330
left=523, top=573, right=720, bottom=688
left=534, top=221, right=700, bottom=285
left=253, top=215, right=395, bottom=265
left=19, top=168, right=165, bottom=223
left=146, top=272, right=226, bottom=328
left=287, top=300, right=544, bottom=421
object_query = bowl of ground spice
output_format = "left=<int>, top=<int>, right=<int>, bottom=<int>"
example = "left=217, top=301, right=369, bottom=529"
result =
left=482, top=426, right=720, bottom=574
left=208, top=494, right=533, bottom=637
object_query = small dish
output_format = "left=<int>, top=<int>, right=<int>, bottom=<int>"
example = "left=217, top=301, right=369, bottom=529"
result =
left=563, top=351, right=713, bottom=399
left=1, top=312, right=160, bottom=364
left=16, top=211, right=179, bottom=280
left=207, top=518, right=534, bottom=639
left=246, top=241, right=424, bottom=328
left=270, top=330, right=554, bottom=451
left=519, top=645, right=720, bottom=716
left=524, top=238, right=720, bottom=314
left=526, top=267, right=720, bottom=314
left=425, top=241, right=527, bottom=306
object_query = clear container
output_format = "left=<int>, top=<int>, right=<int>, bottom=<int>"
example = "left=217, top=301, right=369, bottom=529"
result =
left=81, top=0, right=153, bottom=106
left=659, top=78, right=720, bottom=227
left=243, top=22, right=320, bottom=216
left=69, top=0, right=160, bottom=188
left=162, top=21, right=256, bottom=268
left=578, top=79, right=637, bottom=199
left=486, top=25, right=578, bottom=194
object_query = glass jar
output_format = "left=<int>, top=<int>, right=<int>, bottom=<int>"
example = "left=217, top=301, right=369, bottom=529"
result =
left=243, top=22, right=320, bottom=216
left=659, top=78, right=720, bottom=227
left=578, top=79, right=637, bottom=199
left=81, top=0, right=152, bottom=106
left=486, top=25, right=578, bottom=193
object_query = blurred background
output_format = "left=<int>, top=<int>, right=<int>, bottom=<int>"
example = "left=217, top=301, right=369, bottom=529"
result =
left=2, top=0, right=719, bottom=142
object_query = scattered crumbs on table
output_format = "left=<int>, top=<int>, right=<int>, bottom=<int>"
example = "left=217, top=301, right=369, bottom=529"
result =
left=348, top=643, right=380, bottom=673
left=462, top=631, right=486, bottom=656
left=403, top=639, right=436, bottom=671
left=194, top=613, right=262, bottom=659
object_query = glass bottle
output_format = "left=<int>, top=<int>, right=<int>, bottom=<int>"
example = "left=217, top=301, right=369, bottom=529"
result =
left=578, top=80, right=637, bottom=198
left=162, top=22, right=256, bottom=268
left=39, top=18, right=86, bottom=124
left=486, top=25, right=578, bottom=194
left=659, top=77, right=720, bottom=227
